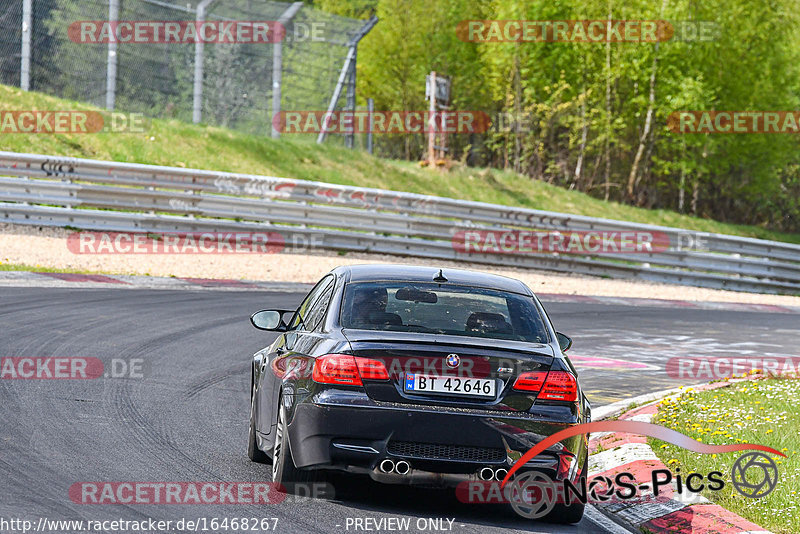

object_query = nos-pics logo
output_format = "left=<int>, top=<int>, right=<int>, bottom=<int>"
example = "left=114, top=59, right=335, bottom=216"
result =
left=500, top=421, right=782, bottom=520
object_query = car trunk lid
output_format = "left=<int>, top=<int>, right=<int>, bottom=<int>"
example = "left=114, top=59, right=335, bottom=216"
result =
left=342, top=329, right=554, bottom=412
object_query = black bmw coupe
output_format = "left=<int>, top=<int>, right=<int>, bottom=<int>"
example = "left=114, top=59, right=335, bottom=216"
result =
left=247, top=264, right=590, bottom=522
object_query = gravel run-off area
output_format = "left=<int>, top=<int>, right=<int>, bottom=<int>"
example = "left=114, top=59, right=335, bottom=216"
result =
left=2, top=222, right=799, bottom=307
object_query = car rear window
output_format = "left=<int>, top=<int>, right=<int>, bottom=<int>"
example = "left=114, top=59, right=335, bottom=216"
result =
left=340, top=282, right=549, bottom=343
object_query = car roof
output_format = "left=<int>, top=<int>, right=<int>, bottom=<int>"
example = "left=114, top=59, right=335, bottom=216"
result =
left=331, top=264, right=533, bottom=296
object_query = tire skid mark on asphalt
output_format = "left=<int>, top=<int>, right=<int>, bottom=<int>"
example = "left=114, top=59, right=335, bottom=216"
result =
left=102, top=313, right=256, bottom=480
left=0, top=450, right=106, bottom=522
left=0, top=386, right=158, bottom=524
left=113, top=316, right=243, bottom=364
left=0, top=290, right=143, bottom=319
left=185, top=361, right=250, bottom=399
left=109, top=364, right=226, bottom=481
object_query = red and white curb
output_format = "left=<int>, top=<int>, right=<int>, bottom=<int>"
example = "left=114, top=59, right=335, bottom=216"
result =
left=589, top=382, right=773, bottom=534
left=0, top=271, right=797, bottom=314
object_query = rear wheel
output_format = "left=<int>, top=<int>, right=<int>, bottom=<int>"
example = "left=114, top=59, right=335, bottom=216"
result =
left=247, top=387, right=270, bottom=463
left=544, top=496, right=585, bottom=524
left=543, top=458, right=587, bottom=524
left=272, top=403, right=314, bottom=492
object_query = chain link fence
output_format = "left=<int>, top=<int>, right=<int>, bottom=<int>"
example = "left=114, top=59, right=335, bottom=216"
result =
left=0, top=0, right=375, bottom=140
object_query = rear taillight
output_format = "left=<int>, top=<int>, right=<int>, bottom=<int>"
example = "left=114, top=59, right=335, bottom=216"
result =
left=513, top=370, right=577, bottom=402
left=312, top=354, right=361, bottom=385
left=312, top=354, right=390, bottom=385
left=355, top=357, right=390, bottom=380
left=512, top=371, right=547, bottom=392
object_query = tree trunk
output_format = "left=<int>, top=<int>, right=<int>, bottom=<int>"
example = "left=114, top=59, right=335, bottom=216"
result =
left=603, top=3, right=612, bottom=201
left=513, top=53, right=522, bottom=174
left=573, top=57, right=588, bottom=190
left=626, top=0, right=666, bottom=200
left=678, top=139, right=686, bottom=212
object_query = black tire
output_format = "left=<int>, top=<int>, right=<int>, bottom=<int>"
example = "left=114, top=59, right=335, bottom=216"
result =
left=543, top=458, right=587, bottom=524
left=543, top=498, right=585, bottom=524
left=247, top=388, right=270, bottom=464
left=271, top=403, right=315, bottom=493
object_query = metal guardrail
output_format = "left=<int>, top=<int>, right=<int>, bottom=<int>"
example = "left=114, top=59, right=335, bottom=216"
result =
left=0, top=151, right=799, bottom=295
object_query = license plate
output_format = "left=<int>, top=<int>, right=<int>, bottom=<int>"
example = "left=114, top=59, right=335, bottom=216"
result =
left=404, top=373, right=496, bottom=398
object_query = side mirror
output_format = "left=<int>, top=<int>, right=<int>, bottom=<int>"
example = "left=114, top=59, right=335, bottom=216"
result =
left=251, top=310, right=287, bottom=331
left=556, top=332, right=572, bottom=352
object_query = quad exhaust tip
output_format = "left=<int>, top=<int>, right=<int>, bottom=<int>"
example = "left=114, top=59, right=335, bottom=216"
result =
left=379, top=459, right=395, bottom=474
left=479, top=467, right=509, bottom=481
left=378, top=459, right=411, bottom=475
left=479, top=467, right=495, bottom=481
left=394, top=460, right=410, bottom=475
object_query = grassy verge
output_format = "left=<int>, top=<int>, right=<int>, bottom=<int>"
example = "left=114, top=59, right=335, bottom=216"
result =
left=1, top=84, right=799, bottom=244
left=650, top=379, right=800, bottom=534
left=0, top=261, right=113, bottom=275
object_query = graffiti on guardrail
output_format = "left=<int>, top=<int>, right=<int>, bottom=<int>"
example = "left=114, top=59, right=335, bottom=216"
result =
left=210, top=178, right=440, bottom=214
left=40, top=158, right=76, bottom=178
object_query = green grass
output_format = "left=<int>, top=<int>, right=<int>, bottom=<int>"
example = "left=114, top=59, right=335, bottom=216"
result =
left=1, top=84, right=799, bottom=244
left=650, top=379, right=800, bottom=534
left=0, top=261, right=110, bottom=274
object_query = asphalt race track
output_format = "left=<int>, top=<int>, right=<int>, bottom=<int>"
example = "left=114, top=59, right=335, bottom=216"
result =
left=1, top=287, right=797, bottom=534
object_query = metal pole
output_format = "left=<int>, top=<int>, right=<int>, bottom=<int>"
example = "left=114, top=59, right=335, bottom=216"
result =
left=366, top=98, right=374, bottom=154
left=20, top=0, right=32, bottom=91
left=105, top=0, right=119, bottom=110
left=317, top=15, right=378, bottom=144
left=193, top=0, right=217, bottom=124
left=344, top=48, right=356, bottom=149
left=428, top=71, right=436, bottom=166
left=317, top=46, right=355, bottom=144
left=271, top=2, right=303, bottom=139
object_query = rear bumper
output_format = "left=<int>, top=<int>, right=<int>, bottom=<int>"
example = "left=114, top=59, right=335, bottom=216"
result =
left=286, top=391, right=588, bottom=485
